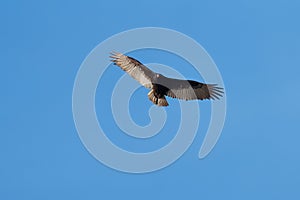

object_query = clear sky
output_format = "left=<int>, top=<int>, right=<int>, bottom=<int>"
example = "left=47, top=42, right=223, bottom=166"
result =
left=1, top=0, right=300, bottom=199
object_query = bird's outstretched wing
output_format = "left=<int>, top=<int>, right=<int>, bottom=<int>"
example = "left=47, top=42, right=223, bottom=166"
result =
left=110, top=52, right=155, bottom=89
left=161, top=78, right=223, bottom=100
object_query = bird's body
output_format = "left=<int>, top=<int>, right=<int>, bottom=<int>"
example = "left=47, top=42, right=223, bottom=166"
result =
left=110, top=52, right=223, bottom=106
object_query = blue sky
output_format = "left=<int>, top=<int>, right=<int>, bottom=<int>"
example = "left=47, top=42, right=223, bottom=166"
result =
left=1, top=0, right=300, bottom=199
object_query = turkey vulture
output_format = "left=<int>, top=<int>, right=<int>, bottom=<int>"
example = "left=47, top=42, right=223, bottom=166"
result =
left=110, top=52, right=223, bottom=107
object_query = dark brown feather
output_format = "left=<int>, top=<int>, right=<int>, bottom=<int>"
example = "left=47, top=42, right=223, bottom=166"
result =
left=110, top=52, right=223, bottom=106
left=156, top=77, right=223, bottom=100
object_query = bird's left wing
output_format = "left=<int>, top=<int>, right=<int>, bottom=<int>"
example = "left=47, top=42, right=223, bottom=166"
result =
left=161, top=77, right=223, bottom=100
left=110, top=52, right=155, bottom=89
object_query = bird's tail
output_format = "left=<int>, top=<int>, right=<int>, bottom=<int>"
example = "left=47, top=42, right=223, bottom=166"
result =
left=148, top=90, right=169, bottom=107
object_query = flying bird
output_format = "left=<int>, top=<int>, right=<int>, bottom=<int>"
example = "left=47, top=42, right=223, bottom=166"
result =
left=110, top=52, right=223, bottom=107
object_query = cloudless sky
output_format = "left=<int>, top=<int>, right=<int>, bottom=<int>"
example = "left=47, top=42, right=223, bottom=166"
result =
left=1, top=0, right=300, bottom=199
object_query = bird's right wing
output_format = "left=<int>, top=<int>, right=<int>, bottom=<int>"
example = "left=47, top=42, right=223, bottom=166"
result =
left=110, top=52, right=155, bottom=89
left=162, top=78, right=223, bottom=100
